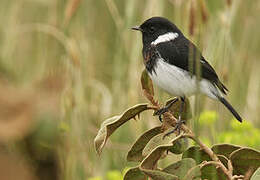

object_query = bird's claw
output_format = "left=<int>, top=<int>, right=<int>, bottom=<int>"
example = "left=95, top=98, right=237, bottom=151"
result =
left=154, top=107, right=169, bottom=122
left=163, top=119, right=185, bottom=138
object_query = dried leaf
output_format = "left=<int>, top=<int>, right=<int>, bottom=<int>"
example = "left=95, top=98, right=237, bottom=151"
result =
left=141, top=69, right=154, bottom=97
left=127, top=126, right=162, bottom=162
left=141, top=69, right=158, bottom=106
left=94, top=104, right=150, bottom=154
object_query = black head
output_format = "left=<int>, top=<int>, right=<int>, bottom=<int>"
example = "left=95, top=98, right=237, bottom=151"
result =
left=132, top=17, right=183, bottom=46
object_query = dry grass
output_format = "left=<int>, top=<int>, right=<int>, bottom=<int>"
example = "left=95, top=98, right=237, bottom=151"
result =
left=0, top=0, right=259, bottom=179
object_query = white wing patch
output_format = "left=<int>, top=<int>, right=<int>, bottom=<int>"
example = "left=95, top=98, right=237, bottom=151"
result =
left=151, top=32, right=179, bottom=46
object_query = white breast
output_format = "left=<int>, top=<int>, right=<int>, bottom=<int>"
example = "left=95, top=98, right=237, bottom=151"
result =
left=148, top=59, right=219, bottom=99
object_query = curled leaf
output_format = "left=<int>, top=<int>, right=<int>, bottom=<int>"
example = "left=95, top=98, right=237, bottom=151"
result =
left=211, top=143, right=241, bottom=159
left=182, top=146, right=211, bottom=164
left=230, top=147, right=260, bottom=175
left=141, top=69, right=154, bottom=97
left=127, top=126, right=162, bottom=162
left=139, top=134, right=186, bottom=179
left=183, top=165, right=201, bottom=180
left=251, top=167, right=260, bottom=180
left=142, top=133, right=176, bottom=158
left=200, top=162, right=228, bottom=180
left=94, top=104, right=150, bottom=154
left=123, top=167, right=146, bottom=180
left=163, top=158, right=197, bottom=179
left=140, top=169, right=178, bottom=180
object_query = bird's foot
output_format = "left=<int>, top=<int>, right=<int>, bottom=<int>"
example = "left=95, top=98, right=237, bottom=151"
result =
left=163, top=119, right=185, bottom=138
left=153, top=98, right=178, bottom=122
left=154, top=107, right=168, bottom=122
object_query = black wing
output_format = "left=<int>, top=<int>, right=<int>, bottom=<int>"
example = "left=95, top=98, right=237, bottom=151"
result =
left=156, top=36, right=228, bottom=94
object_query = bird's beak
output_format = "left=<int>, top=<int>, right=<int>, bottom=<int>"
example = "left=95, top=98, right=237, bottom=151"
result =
left=131, top=26, right=142, bottom=32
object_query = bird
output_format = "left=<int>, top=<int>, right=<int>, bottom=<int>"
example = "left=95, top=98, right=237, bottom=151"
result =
left=132, top=17, right=242, bottom=133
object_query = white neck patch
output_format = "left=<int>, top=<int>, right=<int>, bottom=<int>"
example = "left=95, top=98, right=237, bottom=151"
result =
left=151, top=32, right=179, bottom=46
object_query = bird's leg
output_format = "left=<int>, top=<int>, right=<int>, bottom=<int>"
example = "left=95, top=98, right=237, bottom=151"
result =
left=154, top=98, right=178, bottom=122
left=163, top=97, right=186, bottom=137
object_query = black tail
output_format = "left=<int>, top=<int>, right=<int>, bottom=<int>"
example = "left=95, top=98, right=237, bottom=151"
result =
left=218, top=97, right=242, bottom=122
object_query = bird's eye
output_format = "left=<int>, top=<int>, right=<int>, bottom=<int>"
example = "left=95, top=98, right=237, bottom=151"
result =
left=149, top=26, right=155, bottom=33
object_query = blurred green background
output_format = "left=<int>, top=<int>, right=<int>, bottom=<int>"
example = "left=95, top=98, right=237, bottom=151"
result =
left=0, top=0, right=259, bottom=179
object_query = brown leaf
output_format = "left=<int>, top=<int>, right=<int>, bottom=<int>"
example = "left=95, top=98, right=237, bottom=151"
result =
left=127, top=126, right=162, bottom=162
left=94, top=104, right=150, bottom=155
left=141, top=70, right=159, bottom=106
left=141, top=69, right=154, bottom=97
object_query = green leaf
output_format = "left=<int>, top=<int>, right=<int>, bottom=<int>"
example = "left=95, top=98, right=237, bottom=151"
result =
left=141, top=169, right=178, bottom=180
left=182, top=146, right=211, bottom=164
left=251, top=167, right=260, bottom=180
left=140, top=134, right=185, bottom=179
left=211, top=144, right=241, bottom=159
left=200, top=162, right=227, bottom=180
left=230, top=147, right=260, bottom=175
left=94, top=104, right=150, bottom=155
left=183, top=165, right=201, bottom=180
left=163, top=158, right=196, bottom=179
left=142, top=132, right=176, bottom=158
left=127, top=126, right=162, bottom=162
left=168, top=137, right=189, bottom=154
left=123, top=167, right=147, bottom=180
left=217, top=155, right=229, bottom=168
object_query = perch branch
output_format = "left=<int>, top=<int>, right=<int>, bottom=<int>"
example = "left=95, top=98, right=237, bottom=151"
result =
left=144, top=94, right=235, bottom=180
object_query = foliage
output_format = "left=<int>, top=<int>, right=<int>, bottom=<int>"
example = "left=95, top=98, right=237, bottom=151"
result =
left=95, top=70, right=260, bottom=179
left=0, top=0, right=260, bottom=179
